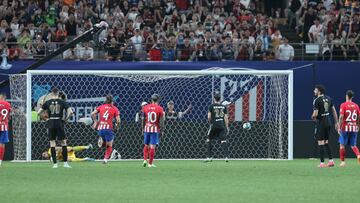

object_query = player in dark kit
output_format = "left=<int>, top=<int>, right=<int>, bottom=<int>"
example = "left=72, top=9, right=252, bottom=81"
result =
left=312, top=85, right=339, bottom=168
left=205, top=92, right=230, bottom=163
left=38, top=88, right=73, bottom=168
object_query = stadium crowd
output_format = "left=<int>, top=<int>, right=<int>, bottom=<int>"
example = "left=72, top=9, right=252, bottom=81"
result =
left=0, top=0, right=358, bottom=61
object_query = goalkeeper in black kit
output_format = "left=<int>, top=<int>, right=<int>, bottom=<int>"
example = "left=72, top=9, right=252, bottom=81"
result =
left=204, top=92, right=230, bottom=163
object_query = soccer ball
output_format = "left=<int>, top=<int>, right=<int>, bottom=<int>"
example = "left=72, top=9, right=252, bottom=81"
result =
left=242, top=122, right=251, bottom=130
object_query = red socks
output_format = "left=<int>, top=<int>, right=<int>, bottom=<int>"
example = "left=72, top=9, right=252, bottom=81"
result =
left=340, top=146, right=360, bottom=161
left=143, top=146, right=149, bottom=160
left=149, top=148, right=155, bottom=165
left=0, top=146, right=4, bottom=160
left=104, top=146, right=113, bottom=159
left=352, top=146, right=360, bottom=156
left=340, top=148, right=346, bottom=161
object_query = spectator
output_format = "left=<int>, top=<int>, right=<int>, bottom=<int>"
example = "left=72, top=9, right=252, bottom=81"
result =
left=79, top=42, right=94, bottom=61
left=277, top=37, right=294, bottom=61
left=122, top=39, right=135, bottom=61
left=106, top=37, right=121, bottom=61
left=0, top=20, right=8, bottom=40
left=302, top=6, right=317, bottom=42
left=32, top=9, right=44, bottom=27
left=349, top=14, right=360, bottom=36
left=22, top=42, right=36, bottom=58
left=195, top=36, right=207, bottom=61
left=127, top=7, right=140, bottom=21
left=45, top=6, right=57, bottom=27
left=3, top=28, right=17, bottom=48
left=347, top=37, right=360, bottom=61
left=321, top=33, right=334, bottom=60
left=221, top=36, right=235, bottom=60
left=144, top=31, right=155, bottom=52
left=10, top=17, right=20, bottom=38
left=256, top=29, right=271, bottom=51
left=34, top=34, right=46, bottom=58
left=177, top=37, right=195, bottom=61
left=286, top=0, right=302, bottom=28
left=263, top=51, right=276, bottom=61
left=59, top=5, right=70, bottom=22
left=130, top=28, right=145, bottom=60
left=207, top=42, right=222, bottom=61
left=143, top=7, right=154, bottom=27
left=17, top=29, right=31, bottom=48
left=65, top=14, right=78, bottom=39
left=308, top=18, right=324, bottom=43
left=83, top=3, right=99, bottom=20
left=0, top=0, right=357, bottom=62
left=149, top=42, right=162, bottom=61
left=253, top=39, right=265, bottom=60
left=131, top=28, right=143, bottom=51
left=162, top=40, right=176, bottom=61
left=330, top=38, right=347, bottom=61
left=63, top=46, right=78, bottom=60
left=55, top=23, right=67, bottom=43
left=8, top=43, right=20, bottom=61
left=236, top=40, right=253, bottom=61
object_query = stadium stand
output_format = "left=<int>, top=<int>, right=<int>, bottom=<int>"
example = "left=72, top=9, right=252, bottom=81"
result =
left=0, top=0, right=359, bottom=61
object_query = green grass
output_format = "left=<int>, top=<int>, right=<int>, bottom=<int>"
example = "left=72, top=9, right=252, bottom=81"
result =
left=0, top=159, right=359, bottom=203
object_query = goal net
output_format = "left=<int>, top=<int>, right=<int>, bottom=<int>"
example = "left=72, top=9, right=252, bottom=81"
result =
left=10, top=69, right=293, bottom=161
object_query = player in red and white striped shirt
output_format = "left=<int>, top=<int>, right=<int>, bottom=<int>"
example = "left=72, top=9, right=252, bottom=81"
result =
left=0, top=93, right=11, bottom=166
left=91, top=95, right=120, bottom=164
left=142, top=94, right=165, bottom=167
left=338, top=90, right=360, bottom=166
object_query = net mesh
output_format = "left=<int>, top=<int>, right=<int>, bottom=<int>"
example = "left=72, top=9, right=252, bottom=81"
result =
left=10, top=71, right=290, bottom=160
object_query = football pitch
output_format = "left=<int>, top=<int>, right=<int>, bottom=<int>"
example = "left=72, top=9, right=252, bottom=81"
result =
left=0, top=159, right=359, bottom=203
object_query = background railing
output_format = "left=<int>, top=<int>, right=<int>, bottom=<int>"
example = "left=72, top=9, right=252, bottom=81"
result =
left=1, top=42, right=359, bottom=61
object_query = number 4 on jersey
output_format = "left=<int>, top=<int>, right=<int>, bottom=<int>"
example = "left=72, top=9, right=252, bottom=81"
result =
left=103, top=110, right=109, bottom=120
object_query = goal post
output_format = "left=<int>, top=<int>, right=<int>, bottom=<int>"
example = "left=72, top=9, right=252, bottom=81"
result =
left=10, top=69, right=293, bottom=161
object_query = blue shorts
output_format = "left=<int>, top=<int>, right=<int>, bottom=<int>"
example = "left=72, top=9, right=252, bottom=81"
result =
left=0, top=131, right=9, bottom=144
left=144, top=132, right=159, bottom=145
left=339, top=131, right=358, bottom=146
left=98, top=130, right=115, bottom=142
